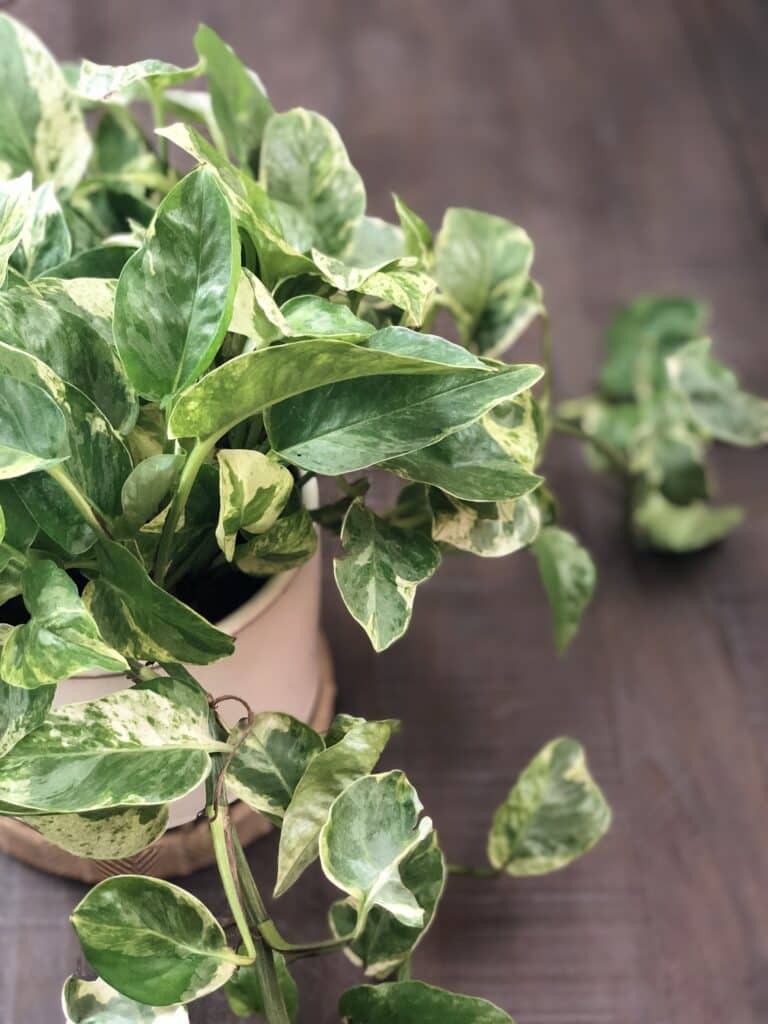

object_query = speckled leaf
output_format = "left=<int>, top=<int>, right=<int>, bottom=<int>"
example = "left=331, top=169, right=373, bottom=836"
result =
left=216, top=450, right=293, bottom=561
left=320, top=772, right=433, bottom=932
left=194, top=26, right=272, bottom=168
left=75, top=58, right=199, bottom=101
left=84, top=540, right=234, bottom=664
left=63, top=977, right=187, bottom=1023
left=531, top=526, right=595, bottom=654
left=632, top=489, right=743, bottom=553
left=330, top=828, right=445, bottom=978
left=340, top=981, right=515, bottom=1023
left=234, top=505, right=317, bottom=576
left=275, top=717, right=397, bottom=896
left=267, top=362, right=542, bottom=475
left=281, top=295, right=374, bottom=341
left=33, top=276, right=117, bottom=334
left=311, top=250, right=400, bottom=291
left=0, top=674, right=227, bottom=812
left=120, top=454, right=185, bottom=534
left=0, top=285, right=136, bottom=432
left=488, top=737, right=610, bottom=875
left=0, top=374, right=69, bottom=479
left=225, top=712, right=324, bottom=822
left=168, top=327, right=483, bottom=442
left=0, top=173, right=32, bottom=285
left=114, top=167, right=239, bottom=401
left=0, top=480, right=36, bottom=601
left=667, top=338, right=768, bottom=446
left=0, top=560, right=127, bottom=688
left=260, top=108, right=365, bottom=256
left=0, top=676, right=54, bottom=757
left=435, top=208, right=535, bottom=354
left=384, top=415, right=543, bottom=501
left=345, top=215, right=405, bottom=267
left=431, top=491, right=541, bottom=557
left=0, top=14, right=91, bottom=188
left=230, top=268, right=290, bottom=347
left=357, top=266, right=436, bottom=327
left=71, top=876, right=237, bottom=1005
left=11, top=182, right=71, bottom=277
left=334, top=501, right=441, bottom=651
left=20, top=803, right=168, bottom=859
left=393, top=194, right=433, bottom=266
left=225, top=950, right=297, bottom=1020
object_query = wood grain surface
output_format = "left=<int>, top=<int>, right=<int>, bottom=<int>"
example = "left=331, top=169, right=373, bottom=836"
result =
left=1, top=2, right=766, bottom=1022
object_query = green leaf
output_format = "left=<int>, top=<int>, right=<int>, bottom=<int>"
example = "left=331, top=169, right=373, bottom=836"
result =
left=225, top=950, right=298, bottom=1020
left=310, top=249, right=400, bottom=291
left=321, top=771, right=433, bottom=935
left=0, top=561, right=128, bottom=688
left=230, top=267, right=290, bottom=347
left=531, top=526, right=595, bottom=654
left=62, top=975, right=189, bottom=1023
left=19, top=804, right=168, bottom=859
left=667, top=338, right=768, bottom=446
left=0, top=173, right=32, bottom=286
left=47, top=244, right=134, bottom=280
left=194, top=26, right=273, bottom=168
left=225, top=712, right=324, bottom=822
left=356, top=265, right=436, bottom=327
left=631, top=489, right=743, bottom=552
left=599, top=295, right=707, bottom=401
left=490, top=737, right=611, bottom=876
left=0, top=14, right=91, bottom=188
left=71, top=876, right=237, bottom=1005
left=120, top=454, right=185, bottom=534
left=267, top=362, right=542, bottom=475
left=330, top=830, right=445, bottom=978
left=75, top=58, right=199, bottom=102
left=275, top=717, right=397, bottom=896
left=281, top=295, right=374, bottom=341
left=114, top=167, right=239, bottom=402
left=0, top=285, right=136, bottom=433
left=0, top=480, right=36, bottom=600
left=84, top=540, right=234, bottom=664
left=0, top=676, right=54, bottom=757
left=216, top=450, right=293, bottom=561
left=11, top=182, right=71, bottom=278
left=340, top=981, right=515, bottom=1024
left=345, top=215, right=405, bottom=266
left=33, top=276, right=117, bottom=332
left=384, top=415, right=543, bottom=501
left=234, top=505, right=317, bottom=575
left=0, top=674, right=227, bottom=812
left=431, top=491, right=541, bottom=557
left=393, top=194, right=433, bottom=265
left=435, top=208, right=536, bottom=354
left=334, top=501, right=441, bottom=651
left=260, top=108, right=365, bottom=256
left=90, top=106, right=166, bottom=195
left=0, top=375, right=69, bottom=479
left=168, top=327, right=486, bottom=442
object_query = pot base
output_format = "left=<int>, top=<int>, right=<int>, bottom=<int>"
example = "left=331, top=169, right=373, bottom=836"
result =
left=0, top=634, right=336, bottom=883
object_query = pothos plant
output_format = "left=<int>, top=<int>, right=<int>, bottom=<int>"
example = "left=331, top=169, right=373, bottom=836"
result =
left=0, top=12, right=759, bottom=1023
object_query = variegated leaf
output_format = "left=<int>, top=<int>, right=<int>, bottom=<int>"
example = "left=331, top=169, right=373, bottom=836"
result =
left=75, top=58, right=199, bottom=102
left=230, top=267, right=290, bottom=347
left=631, top=489, right=743, bottom=553
left=216, top=450, right=293, bottom=561
left=431, top=491, right=541, bottom=557
left=0, top=173, right=32, bottom=286
left=120, top=454, right=185, bottom=534
left=393, top=194, right=433, bottom=266
left=531, top=526, right=595, bottom=653
left=19, top=803, right=168, bottom=859
left=234, top=505, right=317, bottom=576
left=62, top=975, right=189, bottom=1023
left=280, top=295, right=374, bottom=342
left=71, top=876, right=237, bottom=1005
left=340, top=981, right=516, bottom=1024
left=345, top=215, right=405, bottom=267
left=0, top=676, right=54, bottom=757
left=11, top=181, right=71, bottom=278
left=0, top=374, right=69, bottom=479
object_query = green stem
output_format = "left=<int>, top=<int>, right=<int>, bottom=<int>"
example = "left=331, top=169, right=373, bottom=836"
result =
left=149, top=85, right=169, bottom=166
left=46, top=466, right=113, bottom=541
left=447, top=862, right=502, bottom=879
left=257, top=918, right=352, bottom=956
left=153, top=438, right=214, bottom=586
left=550, top=418, right=629, bottom=477
left=208, top=806, right=257, bottom=961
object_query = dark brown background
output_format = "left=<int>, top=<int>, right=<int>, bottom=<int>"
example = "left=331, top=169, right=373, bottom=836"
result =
left=1, top=1, right=767, bottom=1022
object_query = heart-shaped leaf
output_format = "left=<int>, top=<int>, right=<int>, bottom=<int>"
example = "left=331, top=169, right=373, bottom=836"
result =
left=216, top=450, right=293, bottom=561
left=84, top=540, right=234, bottom=664
left=275, top=717, right=397, bottom=896
left=260, top=108, right=365, bottom=256
left=280, top=295, right=374, bottom=341
left=114, top=166, right=239, bottom=402
left=0, top=375, right=69, bottom=479
left=631, top=489, right=743, bottom=553
left=18, top=803, right=168, bottom=859
left=334, top=501, right=441, bottom=651
left=487, top=737, right=611, bottom=875
left=0, top=561, right=128, bottom=688
left=0, top=673, right=227, bottom=812
left=531, top=526, right=595, bottom=654
left=339, top=980, right=515, bottom=1024
left=62, top=975, right=189, bottom=1023
left=71, top=876, right=237, bottom=1005
left=320, top=771, right=433, bottom=932
left=225, top=713, right=324, bottom=823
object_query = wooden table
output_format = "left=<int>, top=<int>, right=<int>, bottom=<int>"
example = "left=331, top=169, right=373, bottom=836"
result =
left=1, top=2, right=766, bottom=1021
